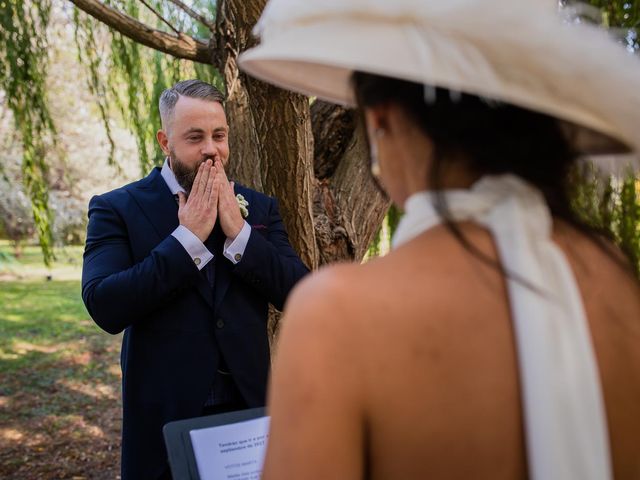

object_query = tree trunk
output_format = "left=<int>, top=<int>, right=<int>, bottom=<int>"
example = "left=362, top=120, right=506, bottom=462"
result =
left=214, top=0, right=265, bottom=192
left=319, top=121, right=390, bottom=264
left=215, top=0, right=391, bottom=335
left=216, top=0, right=318, bottom=270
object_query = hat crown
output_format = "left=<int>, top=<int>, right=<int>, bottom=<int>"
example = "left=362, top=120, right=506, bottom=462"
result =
left=243, top=0, right=640, bottom=154
left=256, top=0, right=555, bottom=39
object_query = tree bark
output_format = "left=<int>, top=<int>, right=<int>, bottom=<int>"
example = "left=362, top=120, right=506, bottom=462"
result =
left=311, top=101, right=356, bottom=179
left=217, top=0, right=319, bottom=270
left=315, top=121, right=391, bottom=264
left=245, top=80, right=318, bottom=270
left=214, top=0, right=264, bottom=192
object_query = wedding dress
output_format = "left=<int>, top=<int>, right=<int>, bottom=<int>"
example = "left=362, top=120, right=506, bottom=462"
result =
left=392, top=174, right=612, bottom=480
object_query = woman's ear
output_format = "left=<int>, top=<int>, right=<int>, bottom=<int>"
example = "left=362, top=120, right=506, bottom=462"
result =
left=363, top=104, right=390, bottom=136
left=364, top=105, right=393, bottom=149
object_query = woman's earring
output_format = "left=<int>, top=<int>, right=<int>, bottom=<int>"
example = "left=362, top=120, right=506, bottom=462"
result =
left=370, top=128, right=385, bottom=178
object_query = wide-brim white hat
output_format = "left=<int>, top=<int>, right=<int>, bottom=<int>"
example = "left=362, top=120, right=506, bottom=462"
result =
left=239, top=0, right=640, bottom=155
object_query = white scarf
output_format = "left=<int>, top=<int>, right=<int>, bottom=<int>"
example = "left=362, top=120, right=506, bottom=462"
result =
left=393, top=174, right=612, bottom=480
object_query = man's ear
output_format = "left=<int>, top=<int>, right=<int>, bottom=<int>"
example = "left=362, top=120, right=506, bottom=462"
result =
left=156, top=130, right=170, bottom=155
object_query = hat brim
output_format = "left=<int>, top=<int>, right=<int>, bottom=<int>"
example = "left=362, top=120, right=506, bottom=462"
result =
left=240, top=18, right=634, bottom=155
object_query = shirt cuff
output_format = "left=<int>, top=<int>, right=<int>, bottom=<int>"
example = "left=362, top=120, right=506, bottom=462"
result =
left=171, top=225, right=214, bottom=270
left=223, top=221, right=251, bottom=264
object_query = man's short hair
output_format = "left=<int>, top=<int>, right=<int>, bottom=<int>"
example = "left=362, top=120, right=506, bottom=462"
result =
left=159, top=79, right=225, bottom=131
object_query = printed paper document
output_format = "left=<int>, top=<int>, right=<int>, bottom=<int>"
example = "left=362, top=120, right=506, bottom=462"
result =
left=190, top=416, right=270, bottom=480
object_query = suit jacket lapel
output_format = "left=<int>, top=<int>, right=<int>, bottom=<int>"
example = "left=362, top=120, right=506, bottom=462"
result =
left=131, top=168, right=215, bottom=310
left=130, top=168, right=178, bottom=240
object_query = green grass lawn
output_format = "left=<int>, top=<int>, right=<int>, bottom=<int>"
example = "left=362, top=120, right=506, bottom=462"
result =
left=0, top=241, right=122, bottom=479
left=0, top=240, right=83, bottom=281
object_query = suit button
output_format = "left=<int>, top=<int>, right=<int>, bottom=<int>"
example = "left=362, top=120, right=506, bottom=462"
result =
left=216, top=319, right=225, bottom=329
left=234, top=253, right=242, bottom=262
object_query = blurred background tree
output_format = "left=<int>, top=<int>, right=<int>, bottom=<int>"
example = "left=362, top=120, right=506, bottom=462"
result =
left=0, top=0, right=388, bottom=273
left=0, top=0, right=638, bottom=275
left=558, top=0, right=640, bottom=275
left=584, top=0, right=639, bottom=34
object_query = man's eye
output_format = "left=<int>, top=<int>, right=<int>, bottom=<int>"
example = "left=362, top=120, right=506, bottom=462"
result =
left=188, top=137, right=201, bottom=142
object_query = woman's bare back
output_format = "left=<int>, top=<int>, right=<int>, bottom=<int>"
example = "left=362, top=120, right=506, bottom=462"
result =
left=263, top=222, right=640, bottom=479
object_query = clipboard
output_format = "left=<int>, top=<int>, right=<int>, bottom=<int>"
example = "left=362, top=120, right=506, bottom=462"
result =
left=163, top=407, right=267, bottom=480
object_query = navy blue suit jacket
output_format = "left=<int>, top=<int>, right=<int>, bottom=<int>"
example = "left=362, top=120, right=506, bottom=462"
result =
left=81, top=167, right=308, bottom=479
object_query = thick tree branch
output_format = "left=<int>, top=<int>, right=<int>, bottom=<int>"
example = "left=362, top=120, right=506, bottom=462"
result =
left=69, top=0, right=212, bottom=64
left=167, top=0, right=216, bottom=32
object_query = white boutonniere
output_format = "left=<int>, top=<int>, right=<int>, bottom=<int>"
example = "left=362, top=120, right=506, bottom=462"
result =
left=236, top=193, right=249, bottom=218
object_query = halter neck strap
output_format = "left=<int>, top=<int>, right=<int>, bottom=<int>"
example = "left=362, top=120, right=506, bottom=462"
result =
left=394, top=174, right=612, bottom=480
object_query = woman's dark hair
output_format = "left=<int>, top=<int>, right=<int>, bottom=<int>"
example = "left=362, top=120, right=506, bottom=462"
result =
left=352, top=71, right=635, bottom=279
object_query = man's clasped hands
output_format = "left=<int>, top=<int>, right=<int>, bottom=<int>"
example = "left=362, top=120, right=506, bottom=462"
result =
left=177, top=159, right=245, bottom=242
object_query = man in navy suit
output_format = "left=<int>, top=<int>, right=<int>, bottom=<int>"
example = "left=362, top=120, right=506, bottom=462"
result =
left=81, top=79, right=309, bottom=479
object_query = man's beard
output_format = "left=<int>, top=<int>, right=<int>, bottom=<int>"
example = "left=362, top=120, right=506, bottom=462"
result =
left=169, top=149, right=214, bottom=195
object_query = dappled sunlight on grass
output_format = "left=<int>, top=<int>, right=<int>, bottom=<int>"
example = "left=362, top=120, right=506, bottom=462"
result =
left=58, top=313, right=87, bottom=322
left=0, top=350, right=19, bottom=360
left=44, top=414, right=107, bottom=439
left=0, top=241, right=83, bottom=282
left=0, top=335, right=122, bottom=477
left=11, top=340, right=60, bottom=354
left=107, top=364, right=121, bottom=377
left=0, top=248, right=122, bottom=478
left=0, top=428, right=24, bottom=442
left=0, top=280, right=103, bottom=372
left=57, top=378, right=118, bottom=401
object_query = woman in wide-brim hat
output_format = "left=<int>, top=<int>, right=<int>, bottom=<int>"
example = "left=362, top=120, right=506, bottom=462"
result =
left=239, top=1, right=640, bottom=479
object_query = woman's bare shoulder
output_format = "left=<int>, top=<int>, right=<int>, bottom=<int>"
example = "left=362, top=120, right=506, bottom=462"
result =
left=281, top=262, right=368, bottom=335
left=282, top=227, right=490, bottom=334
left=265, top=266, right=369, bottom=479
left=276, top=258, right=416, bottom=368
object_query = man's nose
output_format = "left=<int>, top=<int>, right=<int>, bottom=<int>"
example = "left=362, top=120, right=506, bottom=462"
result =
left=201, top=138, right=217, bottom=156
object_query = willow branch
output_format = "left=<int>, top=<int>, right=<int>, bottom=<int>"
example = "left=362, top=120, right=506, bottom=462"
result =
left=138, top=0, right=181, bottom=35
left=69, top=0, right=212, bottom=64
left=167, top=0, right=216, bottom=31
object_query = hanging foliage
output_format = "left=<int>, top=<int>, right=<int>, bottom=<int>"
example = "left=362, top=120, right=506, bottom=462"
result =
left=586, top=0, right=640, bottom=32
left=0, top=0, right=56, bottom=266
left=73, top=5, right=117, bottom=168
left=563, top=0, right=640, bottom=275
left=71, top=0, right=222, bottom=175
left=0, top=0, right=224, bottom=263
left=572, top=165, right=640, bottom=276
